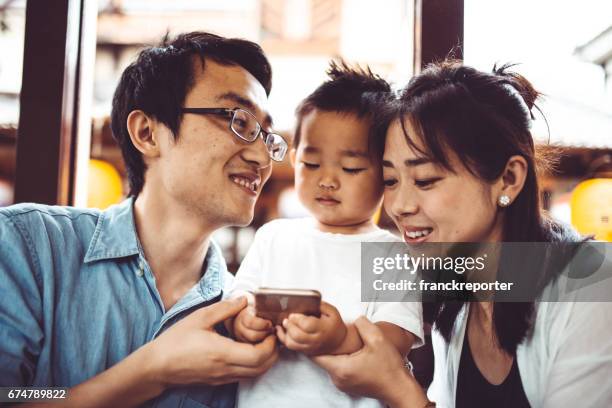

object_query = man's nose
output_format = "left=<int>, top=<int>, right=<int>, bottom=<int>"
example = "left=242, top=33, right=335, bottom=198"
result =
left=241, top=135, right=272, bottom=168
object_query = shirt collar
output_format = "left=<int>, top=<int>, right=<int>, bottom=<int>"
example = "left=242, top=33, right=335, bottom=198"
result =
left=170, top=240, right=227, bottom=310
left=84, top=197, right=140, bottom=263
left=198, top=239, right=226, bottom=298
left=83, top=198, right=228, bottom=295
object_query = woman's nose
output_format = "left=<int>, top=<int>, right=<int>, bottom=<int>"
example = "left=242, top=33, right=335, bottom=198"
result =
left=389, top=186, right=418, bottom=218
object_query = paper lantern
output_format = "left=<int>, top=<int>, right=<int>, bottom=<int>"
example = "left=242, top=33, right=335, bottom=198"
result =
left=87, top=159, right=123, bottom=209
left=373, top=204, right=382, bottom=224
left=570, top=178, right=612, bottom=241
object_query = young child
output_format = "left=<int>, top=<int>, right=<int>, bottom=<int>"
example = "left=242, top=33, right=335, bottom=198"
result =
left=228, top=61, right=424, bottom=407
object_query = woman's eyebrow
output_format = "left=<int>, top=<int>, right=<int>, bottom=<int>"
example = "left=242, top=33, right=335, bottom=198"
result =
left=383, top=157, right=431, bottom=168
left=404, top=157, right=432, bottom=167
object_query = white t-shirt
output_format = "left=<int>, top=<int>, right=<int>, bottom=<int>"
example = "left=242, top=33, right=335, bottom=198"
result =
left=228, top=218, right=424, bottom=408
left=428, top=273, right=612, bottom=407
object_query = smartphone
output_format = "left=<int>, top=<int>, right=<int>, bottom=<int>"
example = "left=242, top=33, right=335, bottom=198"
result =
left=253, top=287, right=322, bottom=325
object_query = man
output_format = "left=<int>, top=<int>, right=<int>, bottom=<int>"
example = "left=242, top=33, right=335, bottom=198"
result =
left=0, top=31, right=287, bottom=407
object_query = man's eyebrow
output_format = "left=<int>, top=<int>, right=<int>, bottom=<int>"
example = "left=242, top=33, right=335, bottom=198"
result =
left=340, top=149, right=369, bottom=158
left=382, top=160, right=394, bottom=168
left=216, top=92, right=255, bottom=111
left=216, top=92, right=273, bottom=128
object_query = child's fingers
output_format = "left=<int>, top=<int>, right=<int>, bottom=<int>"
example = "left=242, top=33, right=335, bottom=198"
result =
left=283, top=337, right=310, bottom=352
left=320, top=301, right=340, bottom=318
left=288, top=313, right=320, bottom=333
left=234, top=309, right=273, bottom=343
left=319, top=304, right=343, bottom=330
left=283, top=318, right=318, bottom=345
left=281, top=328, right=312, bottom=352
left=282, top=332, right=309, bottom=351
left=242, top=307, right=273, bottom=331
left=276, top=325, right=287, bottom=345
left=244, top=315, right=273, bottom=331
left=237, top=326, right=270, bottom=343
left=235, top=319, right=270, bottom=343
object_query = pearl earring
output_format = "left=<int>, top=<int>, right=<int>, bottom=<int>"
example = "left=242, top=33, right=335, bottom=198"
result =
left=498, top=195, right=511, bottom=207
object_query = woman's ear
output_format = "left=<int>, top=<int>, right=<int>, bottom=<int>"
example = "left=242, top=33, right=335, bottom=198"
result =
left=497, top=155, right=528, bottom=206
left=289, top=148, right=297, bottom=168
left=126, top=110, right=162, bottom=159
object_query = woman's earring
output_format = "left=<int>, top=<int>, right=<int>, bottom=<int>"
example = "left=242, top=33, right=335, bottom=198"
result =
left=498, top=195, right=511, bottom=207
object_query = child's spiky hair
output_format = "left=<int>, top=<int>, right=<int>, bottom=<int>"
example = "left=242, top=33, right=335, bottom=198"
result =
left=293, top=59, right=394, bottom=155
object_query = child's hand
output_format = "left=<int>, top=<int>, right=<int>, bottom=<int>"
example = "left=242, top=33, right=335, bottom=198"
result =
left=276, top=301, right=347, bottom=356
left=233, top=306, right=274, bottom=343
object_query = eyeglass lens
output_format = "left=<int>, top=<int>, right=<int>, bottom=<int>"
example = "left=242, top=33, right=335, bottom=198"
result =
left=230, top=108, right=287, bottom=161
left=230, top=109, right=260, bottom=142
left=264, top=134, right=288, bottom=161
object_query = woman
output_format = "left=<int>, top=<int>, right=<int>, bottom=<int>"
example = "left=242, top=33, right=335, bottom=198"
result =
left=314, top=61, right=612, bottom=407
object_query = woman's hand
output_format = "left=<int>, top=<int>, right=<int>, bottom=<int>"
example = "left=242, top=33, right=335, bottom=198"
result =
left=276, top=301, right=347, bottom=355
left=312, top=316, right=429, bottom=408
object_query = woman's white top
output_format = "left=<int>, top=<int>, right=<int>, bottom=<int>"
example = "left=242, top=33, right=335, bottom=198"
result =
left=427, top=274, right=612, bottom=407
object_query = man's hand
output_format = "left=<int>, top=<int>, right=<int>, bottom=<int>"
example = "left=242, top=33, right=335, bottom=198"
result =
left=150, top=297, right=279, bottom=387
left=276, top=301, right=347, bottom=356
left=22, top=297, right=279, bottom=408
left=232, top=305, right=274, bottom=343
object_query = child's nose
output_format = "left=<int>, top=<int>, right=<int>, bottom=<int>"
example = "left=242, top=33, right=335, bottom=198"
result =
left=318, top=174, right=339, bottom=190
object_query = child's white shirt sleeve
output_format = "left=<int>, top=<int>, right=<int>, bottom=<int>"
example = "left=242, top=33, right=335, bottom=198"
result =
left=368, top=301, right=425, bottom=348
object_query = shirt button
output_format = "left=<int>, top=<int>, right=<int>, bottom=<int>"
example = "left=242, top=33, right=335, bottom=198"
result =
left=136, top=262, right=144, bottom=277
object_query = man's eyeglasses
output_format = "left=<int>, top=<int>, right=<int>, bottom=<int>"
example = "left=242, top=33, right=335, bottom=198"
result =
left=181, top=107, right=288, bottom=161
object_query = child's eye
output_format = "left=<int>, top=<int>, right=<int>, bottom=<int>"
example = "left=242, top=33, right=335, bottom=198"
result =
left=343, top=168, right=366, bottom=174
left=415, top=178, right=441, bottom=189
left=384, top=178, right=398, bottom=187
left=302, top=162, right=319, bottom=169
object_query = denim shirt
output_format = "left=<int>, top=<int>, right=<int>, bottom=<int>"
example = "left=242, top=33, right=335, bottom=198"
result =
left=0, top=198, right=236, bottom=408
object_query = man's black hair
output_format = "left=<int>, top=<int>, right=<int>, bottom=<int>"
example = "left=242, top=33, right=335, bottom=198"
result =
left=293, top=60, right=394, bottom=157
left=110, top=31, right=272, bottom=196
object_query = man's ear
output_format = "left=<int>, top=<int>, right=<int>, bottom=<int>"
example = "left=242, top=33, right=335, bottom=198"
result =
left=126, top=110, right=161, bottom=159
left=289, top=148, right=297, bottom=168
left=497, top=155, right=528, bottom=205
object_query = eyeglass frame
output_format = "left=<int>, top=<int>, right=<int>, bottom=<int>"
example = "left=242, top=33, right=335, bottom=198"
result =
left=180, top=107, right=287, bottom=161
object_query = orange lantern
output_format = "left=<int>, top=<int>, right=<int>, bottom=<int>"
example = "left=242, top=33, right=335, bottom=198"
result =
left=87, top=159, right=123, bottom=209
left=570, top=178, right=612, bottom=241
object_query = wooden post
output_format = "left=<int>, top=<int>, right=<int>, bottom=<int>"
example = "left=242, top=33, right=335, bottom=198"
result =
left=413, top=0, right=464, bottom=73
left=14, top=0, right=97, bottom=205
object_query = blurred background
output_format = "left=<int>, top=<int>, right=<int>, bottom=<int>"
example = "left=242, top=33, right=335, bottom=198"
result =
left=0, top=0, right=611, bottom=271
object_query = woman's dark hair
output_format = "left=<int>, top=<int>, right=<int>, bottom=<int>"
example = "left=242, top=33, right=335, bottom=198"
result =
left=110, top=31, right=272, bottom=196
left=294, top=60, right=394, bottom=158
left=394, top=60, right=583, bottom=354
